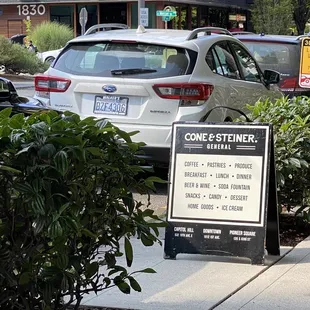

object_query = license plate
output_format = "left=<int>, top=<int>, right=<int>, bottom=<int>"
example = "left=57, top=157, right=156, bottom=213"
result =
left=93, top=95, right=128, bottom=115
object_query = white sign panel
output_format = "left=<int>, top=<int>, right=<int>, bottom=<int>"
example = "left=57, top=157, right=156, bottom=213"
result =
left=167, top=123, right=270, bottom=227
left=172, top=153, right=262, bottom=222
left=140, top=8, right=149, bottom=27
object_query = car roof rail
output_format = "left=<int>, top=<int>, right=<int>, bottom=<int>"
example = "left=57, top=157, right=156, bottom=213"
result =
left=84, top=23, right=129, bottom=35
left=231, top=31, right=255, bottom=35
left=186, top=27, right=232, bottom=40
left=296, top=34, right=310, bottom=40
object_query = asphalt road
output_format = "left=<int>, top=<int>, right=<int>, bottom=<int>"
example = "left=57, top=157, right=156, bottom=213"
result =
left=17, top=84, right=170, bottom=218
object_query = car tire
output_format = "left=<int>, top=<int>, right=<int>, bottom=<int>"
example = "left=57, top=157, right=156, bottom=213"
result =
left=45, top=56, right=55, bottom=65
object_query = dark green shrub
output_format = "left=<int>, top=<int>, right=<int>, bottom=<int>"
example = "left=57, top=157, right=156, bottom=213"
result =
left=0, top=36, right=47, bottom=74
left=237, top=96, right=310, bottom=213
left=0, top=109, right=165, bottom=309
left=31, top=21, right=74, bottom=52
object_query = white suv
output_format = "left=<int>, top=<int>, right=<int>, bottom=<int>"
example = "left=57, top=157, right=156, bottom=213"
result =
left=34, top=25, right=282, bottom=165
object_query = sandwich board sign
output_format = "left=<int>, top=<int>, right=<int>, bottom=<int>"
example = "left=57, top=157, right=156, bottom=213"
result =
left=299, top=37, right=310, bottom=88
left=164, top=122, right=280, bottom=265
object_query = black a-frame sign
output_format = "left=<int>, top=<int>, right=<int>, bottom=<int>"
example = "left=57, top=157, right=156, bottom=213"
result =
left=164, top=122, right=280, bottom=265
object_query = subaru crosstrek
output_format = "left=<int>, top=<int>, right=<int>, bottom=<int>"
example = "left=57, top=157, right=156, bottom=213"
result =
left=34, top=25, right=282, bottom=165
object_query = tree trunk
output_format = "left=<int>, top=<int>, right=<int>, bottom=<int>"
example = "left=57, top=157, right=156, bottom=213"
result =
left=293, top=1, right=310, bottom=35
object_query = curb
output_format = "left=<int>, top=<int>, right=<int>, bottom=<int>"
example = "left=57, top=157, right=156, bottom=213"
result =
left=0, top=73, right=34, bottom=81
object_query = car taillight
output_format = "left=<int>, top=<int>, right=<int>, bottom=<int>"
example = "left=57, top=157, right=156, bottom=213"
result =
left=153, top=83, right=214, bottom=100
left=279, top=77, right=298, bottom=91
left=279, top=76, right=310, bottom=93
left=34, top=75, right=71, bottom=93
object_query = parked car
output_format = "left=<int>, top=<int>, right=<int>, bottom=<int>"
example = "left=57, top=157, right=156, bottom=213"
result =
left=236, top=33, right=309, bottom=97
left=37, top=48, right=62, bottom=65
left=9, top=34, right=26, bottom=46
left=34, top=25, right=282, bottom=165
left=0, top=77, right=51, bottom=115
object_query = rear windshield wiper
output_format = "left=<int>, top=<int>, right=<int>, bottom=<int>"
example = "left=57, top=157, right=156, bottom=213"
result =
left=111, top=68, right=157, bottom=76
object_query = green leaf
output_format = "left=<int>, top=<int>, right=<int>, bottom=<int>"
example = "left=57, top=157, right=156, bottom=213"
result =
left=116, top=281, right=131, bottom=294
left=116, top=128, right=132, bottom=143
left=276, top=172, right=285, bottom=187
left=54, top=150, right=69, bottom=176
left=0, top=165, right=21, bottom=174
left=128, top=276, right=141, bottom=292
left=145, top=176, right=167, bottom=184
left=14, top=182, right=33, bottom=193
left=299, top=159, right=309, bottom=168
left=81, top=228, right=97, bottom=239
left=42, top=283, right=53, bottom=302
left=141, top=234, right=154, bottom=246
left=0, top=125, right=11, bottom=137
left=85, top=262, right=99, bottom=278
left=56, top=253, right=69, bottom=270
left=143, top=209, right=155, bottom=217
left=288, top=158, right=301, bottom=168
left=124, top=237, right=133, bottom=267
left=0, top=107, right=12, bottom=120
left=32, top=195, right=45, bottom=215
left=9, top=113, right=24, bottom=129
left=38, top=143, right=57, bottom=159
left=132, top=268, right=156, bottom=275
left=33, top=218, right=46, bottom=235
left=19, top=272, right=30, bottom=285
left=49, top=136, right=83, bottom=146
left=48, top=221, right=63, bottom=238
left=86, top=147, right=102, bottom=156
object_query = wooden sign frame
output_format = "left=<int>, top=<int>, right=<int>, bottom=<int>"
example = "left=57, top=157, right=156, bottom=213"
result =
left=164, top=122, right=280, bottom=265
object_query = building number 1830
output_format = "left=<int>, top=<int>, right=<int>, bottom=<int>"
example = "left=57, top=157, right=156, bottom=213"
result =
left=17, top=4, right=46, bottom=16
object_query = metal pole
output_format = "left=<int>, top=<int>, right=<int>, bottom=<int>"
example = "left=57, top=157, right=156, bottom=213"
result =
left=138, top=0, right=145, bottom=25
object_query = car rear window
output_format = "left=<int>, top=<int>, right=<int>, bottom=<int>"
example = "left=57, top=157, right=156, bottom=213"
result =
left=53, top=42, right=196, bottom=79
left=240, top=41, right=300, bottom=76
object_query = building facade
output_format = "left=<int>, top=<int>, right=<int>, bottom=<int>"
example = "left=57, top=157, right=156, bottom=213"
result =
left=0, top=0, right=253, bottom=38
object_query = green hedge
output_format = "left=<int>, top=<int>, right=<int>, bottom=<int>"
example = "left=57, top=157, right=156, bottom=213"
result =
left=238, top=96, right=310, bottom=215
left=0, top=36, right=47, bottom=74
left=0, top=109, right=165, bottom=309
left=31, top=21, right=74, bottom=52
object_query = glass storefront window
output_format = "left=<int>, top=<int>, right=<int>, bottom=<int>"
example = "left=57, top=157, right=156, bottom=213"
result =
left=131, top=3, right=156, bottom=28
left=50, top=5, right=74, bottom=28
left=209, top=7, right=228, bottom=28
left=77, top=5, right=98, bottom=36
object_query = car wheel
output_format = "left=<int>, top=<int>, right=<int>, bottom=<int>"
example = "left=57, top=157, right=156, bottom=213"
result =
left=45, top=56, right=55, bottom=65
left=224, top=116, right=233, bottom=122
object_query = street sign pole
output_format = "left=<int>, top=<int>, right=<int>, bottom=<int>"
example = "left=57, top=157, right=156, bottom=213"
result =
left=138, top=0, right=145, bottom=25
left=79, top=7, right=88, bottom=35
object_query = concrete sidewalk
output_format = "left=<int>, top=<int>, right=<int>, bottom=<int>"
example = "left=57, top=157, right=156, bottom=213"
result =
left=80, top=229, right=310, bottom=310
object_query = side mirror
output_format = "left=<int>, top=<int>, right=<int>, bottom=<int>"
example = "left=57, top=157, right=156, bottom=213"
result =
left=0, top=78, right=18, bottom=102
left=263, top=69, right=280, bottom=85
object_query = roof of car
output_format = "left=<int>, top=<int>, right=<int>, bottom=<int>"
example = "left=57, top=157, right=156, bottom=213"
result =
left=235, top=33, right=302, bottom=44
left=69, top=28, right=233, bottom=45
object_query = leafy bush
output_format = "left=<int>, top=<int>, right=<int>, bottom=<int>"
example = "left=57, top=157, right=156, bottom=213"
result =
left=237, top=96, right=310, bottom=213
left=0, top=36, right=47, bottom=74
left=0, top=109, right=165, bottom=310
left=31, top=21, right=74, bottom=52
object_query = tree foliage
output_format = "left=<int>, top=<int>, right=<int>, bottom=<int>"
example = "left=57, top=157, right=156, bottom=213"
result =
left=0, top=109, right=165, bottom=309
left=252, top=0, right=293, bottom=34
left=292, top=0, right=310, bottom=35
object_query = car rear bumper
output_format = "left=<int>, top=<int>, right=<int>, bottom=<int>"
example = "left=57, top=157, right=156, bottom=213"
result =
left=282, top=90, right=310, bottom=98
left=138, top=146, right=171, bottom=166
